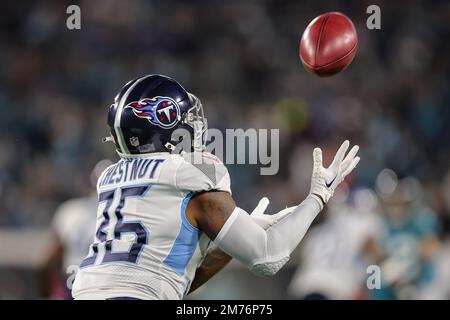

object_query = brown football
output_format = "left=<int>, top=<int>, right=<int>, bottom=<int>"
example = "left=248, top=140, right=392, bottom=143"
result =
left=299, top=12, right=358, bottom=77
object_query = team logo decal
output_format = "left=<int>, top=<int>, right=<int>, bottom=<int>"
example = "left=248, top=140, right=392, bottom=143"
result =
left=126, top=96, right=181, bottom=129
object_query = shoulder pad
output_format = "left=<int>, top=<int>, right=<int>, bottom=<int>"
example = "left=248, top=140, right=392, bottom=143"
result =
left=175, top=152, right=231, bottom=194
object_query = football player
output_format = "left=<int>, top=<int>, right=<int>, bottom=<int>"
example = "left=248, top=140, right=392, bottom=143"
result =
left=72, top=74, right=360, bottom=300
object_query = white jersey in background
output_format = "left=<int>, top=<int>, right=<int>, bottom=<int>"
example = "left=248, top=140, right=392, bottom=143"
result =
left=52, top=196, right=97, bottom=271
left=287, top=204, right=381, bottom=299
left=72, top=152, right=231, bottom=300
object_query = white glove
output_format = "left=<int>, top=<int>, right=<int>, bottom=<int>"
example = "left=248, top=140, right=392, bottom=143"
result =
left=309, top=140, right=360, bottom=209
left=250, top=197, right=296, bottom=229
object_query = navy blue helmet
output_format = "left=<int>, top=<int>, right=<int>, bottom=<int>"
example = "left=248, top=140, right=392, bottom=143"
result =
left=105, top=75, right=207, bottom=156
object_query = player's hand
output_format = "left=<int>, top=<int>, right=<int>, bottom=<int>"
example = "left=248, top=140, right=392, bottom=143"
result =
left=309, top=140, right=360, bottom=209
left=250, top=197, right=296, bottom=229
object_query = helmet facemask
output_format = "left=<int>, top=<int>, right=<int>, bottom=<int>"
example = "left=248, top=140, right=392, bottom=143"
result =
left=183, top=93, right=208, bottom=152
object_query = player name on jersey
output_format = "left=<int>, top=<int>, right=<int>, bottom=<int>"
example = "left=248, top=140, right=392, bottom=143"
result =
left=99, top=158, right=165, bottom=187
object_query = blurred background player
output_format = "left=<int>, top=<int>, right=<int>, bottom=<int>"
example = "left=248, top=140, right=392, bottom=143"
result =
left=42, top=160, right=112, bottom=299
left=287, top=187, right=382, bottom=300
left=369, top=170, right=440, bottom=300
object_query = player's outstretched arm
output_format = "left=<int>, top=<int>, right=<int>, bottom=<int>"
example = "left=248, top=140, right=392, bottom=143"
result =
left=187, top=198, right=287, bottom=294
left=187, top=140, right=360, bottom=277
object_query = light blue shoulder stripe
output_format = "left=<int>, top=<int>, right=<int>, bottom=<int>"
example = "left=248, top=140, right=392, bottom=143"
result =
left=163, top=192, right=200, bottom=276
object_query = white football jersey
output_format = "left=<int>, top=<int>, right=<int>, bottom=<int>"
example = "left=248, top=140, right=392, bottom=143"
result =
left=72, top=152, right=231, bottom=300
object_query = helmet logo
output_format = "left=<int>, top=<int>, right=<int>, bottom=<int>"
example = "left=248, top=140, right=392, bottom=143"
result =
left=126, top=96, right=180, bottom=129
